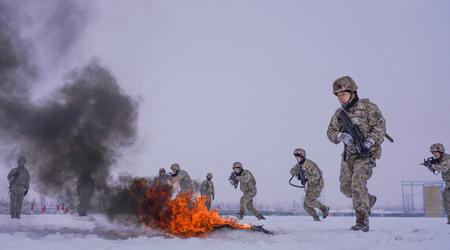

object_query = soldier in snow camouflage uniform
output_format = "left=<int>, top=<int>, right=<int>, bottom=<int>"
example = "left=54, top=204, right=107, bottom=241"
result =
left=200, top=173, right=215, bottom=210
left=7, top=156, right=30, bottom=219
left=327, top=76, right=387, bottom=232
left=155, top=168, right=170, bottom=187
left=170, top=163, right=193, bottom=194
left=427, top=143, right=450, bottom=224
left=231, top=162, right=265, bottom=220
left=290, top=148, right=329, bottom=221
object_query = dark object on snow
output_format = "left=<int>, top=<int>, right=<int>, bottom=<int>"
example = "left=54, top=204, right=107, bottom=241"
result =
left=249, top=225, right=274, bottom=235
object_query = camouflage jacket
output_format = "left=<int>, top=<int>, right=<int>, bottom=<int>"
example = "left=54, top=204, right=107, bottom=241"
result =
left=175, top=170, right=193, bottom=193
left=431, top=153, right=450, bottom=185
left=200, top=179, right=214, bottom=197
left=7, top=166, right=30, bottom=189
left=236, top=169, right=257, bottom=194
left=327, top=98, right=386, bottom=160
left=290, top=159, right=323, bottom=185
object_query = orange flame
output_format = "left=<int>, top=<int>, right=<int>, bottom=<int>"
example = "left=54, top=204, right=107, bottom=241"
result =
left=166, top=194, right=250, bottom=237
left=137, top=183, right=250, bottom=237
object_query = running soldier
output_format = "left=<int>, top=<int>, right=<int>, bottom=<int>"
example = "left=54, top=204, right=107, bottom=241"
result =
left=290, top=148, right=329, bottom=221
left=423, top=143, right=450, bottom=224
left=229, top=162, right=265, bottom=220
left=327, top=76, right=388, bottom=232
left=170, top=163, right=193, bottom=194
left=200, top=173, right=215, bottom=210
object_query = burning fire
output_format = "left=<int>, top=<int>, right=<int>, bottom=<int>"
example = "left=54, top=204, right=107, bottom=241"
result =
left=135, top=183, right=251, bottom=237
left=166, top=194, right=251, bottom=237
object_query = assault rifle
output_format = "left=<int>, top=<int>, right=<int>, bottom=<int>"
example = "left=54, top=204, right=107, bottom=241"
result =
left=289, top=160, right=307, bottom=189
left=229, top=172, right=238, bottom=189
left=420, top=157, right=440, bottom=175
left=338, top=110, right=372, bottom=159
left=338, top=110, right=393, bottom=161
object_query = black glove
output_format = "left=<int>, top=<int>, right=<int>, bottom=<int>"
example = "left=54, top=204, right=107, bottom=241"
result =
left=24, top=188, right=28, bottom=196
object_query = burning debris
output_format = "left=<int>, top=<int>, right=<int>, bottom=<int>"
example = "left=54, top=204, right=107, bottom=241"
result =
left=122, top=180, right=274, bottom=237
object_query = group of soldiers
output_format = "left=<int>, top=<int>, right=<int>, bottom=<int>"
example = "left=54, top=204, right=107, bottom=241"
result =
left=6, top=76, right=450, bottom=233
left=155, top=161, right=264, bottom=220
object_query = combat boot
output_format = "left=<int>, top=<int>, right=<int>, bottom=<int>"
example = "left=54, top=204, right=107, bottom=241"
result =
left=447, top=215, right=450, bottom=224
left=236, top=212, right=244, bottom=220
left=320, top=206, right=330, bottom=219
left=351, top=213, right=369, bottom=232
left=313, top=215, right=321, bottom=221
left=256, top=214, right=266, bottom=220
left=368, top=195, right=377, bottom=215
left=15, top=213, right=20, bottom=219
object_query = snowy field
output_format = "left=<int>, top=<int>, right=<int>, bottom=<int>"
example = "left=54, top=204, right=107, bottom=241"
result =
left=0, top=214, right=449, bottom=250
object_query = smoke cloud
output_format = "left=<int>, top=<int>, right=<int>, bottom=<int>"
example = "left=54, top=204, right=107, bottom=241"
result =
left=0, top=1, right=138, bottom=212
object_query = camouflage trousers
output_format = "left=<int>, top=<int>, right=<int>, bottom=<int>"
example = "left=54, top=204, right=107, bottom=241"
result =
left=443, top=185, right=450, bottom=215
left=203, top=195, right=212, bottom=210
left=240, top=190, right=262, bottom=217
left=340, top=157, right=375, bottom=217
left=304, top=179, right=326, bottom=218
left=9, top=185, right=26, bottom=216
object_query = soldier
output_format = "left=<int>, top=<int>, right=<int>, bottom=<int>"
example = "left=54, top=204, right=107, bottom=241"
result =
left=200, top=173, right=215, bottom=210
left=327, top=76, right=387, bottom=232
left=170, top=163, right=193, bottom=194
left=290, top=148, right=329, bottom=221
left=230, top=162, right=265, bottom=220
left=155, top=168, right=170, bottom=187
left=426, top=143, right=450, bottom=224
left=159, top=168, right=166, bottom=176
left=7, top=156, right=30, bottom=219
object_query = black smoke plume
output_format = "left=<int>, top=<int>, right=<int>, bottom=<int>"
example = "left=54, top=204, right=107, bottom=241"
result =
left=0, top=1, right=138, bottom=215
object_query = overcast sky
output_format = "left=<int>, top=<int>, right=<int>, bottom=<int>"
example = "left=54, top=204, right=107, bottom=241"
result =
left=3, top=0, right=450, bottom=208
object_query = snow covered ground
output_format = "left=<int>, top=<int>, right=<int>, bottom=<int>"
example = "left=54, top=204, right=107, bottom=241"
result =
left=0, top=214, right=449, bottom=250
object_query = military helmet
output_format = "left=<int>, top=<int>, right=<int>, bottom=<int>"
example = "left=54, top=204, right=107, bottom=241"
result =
left=430, top=143, right=445, bottom=153
left=232, top=162, right=243, bottom=169
left=206, top=172, right=213, bottom=179
left=293, top=148, right=306, bottom=158
left=17, top=156, right=26, bottom=164
left=333, top=76, right=358, bottom=95
left=159, top=168, right=166, bottom=174
left=170, top=163, right=180, bottom=171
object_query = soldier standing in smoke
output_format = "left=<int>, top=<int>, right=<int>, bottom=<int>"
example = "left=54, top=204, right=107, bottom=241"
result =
left=423, top=143, right=450, bottom=224
left=170, top=163, right=193, bottom=194
left=229, top=162, right=265, bottom=220
left=290, top=148, right=329, bottom=221
left=76, top=174, right=94, bottom=216
left=7, top=156, right=30, bottom=219
left=154, top=168, right=171, bottom=187
left=327, top=76, right=388, bottom=232
left=200, top=173, right=215, bottom=210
